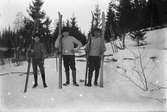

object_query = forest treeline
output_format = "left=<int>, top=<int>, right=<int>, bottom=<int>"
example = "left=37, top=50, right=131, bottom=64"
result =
left=0, top=0, right=167, bottom=57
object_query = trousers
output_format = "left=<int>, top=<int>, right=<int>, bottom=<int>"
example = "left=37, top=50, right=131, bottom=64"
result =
left=32, top=58, right=46, bottom=85
left=88, top=56, right=101, bottom=84
left=63, top=55, right=77, bottom=83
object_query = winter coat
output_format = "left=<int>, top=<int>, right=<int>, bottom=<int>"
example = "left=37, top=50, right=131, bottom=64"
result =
left=86, top=37, right=106, bottom=56
left=31, top=42, right=46, bottom=59
left=55, top=35, right=82, bottom=55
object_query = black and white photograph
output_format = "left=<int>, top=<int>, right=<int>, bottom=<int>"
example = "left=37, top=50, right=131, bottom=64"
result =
left=0, top=0, right=167, bottom=111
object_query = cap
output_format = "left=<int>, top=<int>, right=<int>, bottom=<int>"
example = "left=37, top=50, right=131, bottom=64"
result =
left=93, top=28, right=101, bottom=32
left=62, top=27, right=70, bottom=33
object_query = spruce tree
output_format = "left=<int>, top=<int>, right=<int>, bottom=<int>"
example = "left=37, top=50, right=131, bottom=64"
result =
left=27, top=0, right=45, bottom=33
left=69, top=16, right=86, bottom=45
left=117, top=0, right=132, bottom=48
left=105, top=1, right=119, bottom=42
left=70, top=16, right=78, bottom=29
left=53, top=15, right=87, bottom=46
left=131, top=0, right=147, bottom=31
left=43, top=17, right=52, bottom=54
left=27, top=0, right=51, bottom=54
left=93, top=4, right=101, bottom=29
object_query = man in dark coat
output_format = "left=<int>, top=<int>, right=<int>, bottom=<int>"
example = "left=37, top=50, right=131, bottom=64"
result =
left=30, top=35, right=47, bottom=88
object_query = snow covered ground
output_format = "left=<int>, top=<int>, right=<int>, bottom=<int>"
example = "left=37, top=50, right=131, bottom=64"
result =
left=0, top=28, right=167, bottom=112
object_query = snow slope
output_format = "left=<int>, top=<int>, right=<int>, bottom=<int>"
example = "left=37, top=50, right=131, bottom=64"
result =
left=0, top=28, right=167, bottom=112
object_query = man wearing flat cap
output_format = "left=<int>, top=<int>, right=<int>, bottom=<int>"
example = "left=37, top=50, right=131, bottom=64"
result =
left=30, top=35, right=47, bottom=88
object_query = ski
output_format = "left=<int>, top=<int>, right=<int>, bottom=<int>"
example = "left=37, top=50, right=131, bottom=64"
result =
left=15, top=47, right=19, bottom=66
left=84, top=11, right=94, bottom=86
left=58, top=12, right=63, bottom=89
left=84, top=34, right=91, bottom=86
left=99, top=12, right=106, bottom=88
left=24, top=20, right=36, bottom=93
left=24, top=56, right=31, bottom=93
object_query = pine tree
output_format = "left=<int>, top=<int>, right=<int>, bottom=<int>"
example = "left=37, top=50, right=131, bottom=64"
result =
left=117, top=0, right=132, bottom=48
left=27, top=0, right=52, bottom=55
left=69, top=16, right=86, bottom=45
left=131, top=0, right=147, bottom=31
left=66, top=20, right=70, bottom=28
left=139, top=0, right=148, bottom=29
left=118, top=0, right=132, bottom=31
left=0, top=27, right=16, bottom=58
left=43, top=17, right=52, bottom=54
left=53, top=15, right=87, bottom=46
left=27, top=0, right=45, bottom=32
left=70, top=16, right=78, bottom=29
left=14, top=12, right=25, bottom=32
left=93, top=4, right=101, bottom=29
left=147, top=0, right=162, bottom=27
left=105, top=1, right=119, bottom=42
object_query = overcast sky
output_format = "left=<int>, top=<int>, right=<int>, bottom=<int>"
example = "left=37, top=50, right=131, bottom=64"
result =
left=0, top=0, right=111, bottom=33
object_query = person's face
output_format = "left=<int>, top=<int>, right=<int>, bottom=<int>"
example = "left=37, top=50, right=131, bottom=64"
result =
left=62, top=31, right=69, bottom=37
left=34, top=37, right=40, bottom=42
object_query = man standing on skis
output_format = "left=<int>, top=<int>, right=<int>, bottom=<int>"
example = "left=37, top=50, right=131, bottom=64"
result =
left=29, top=34, right=48, bottom=88
left=86, top=28, right=106, bottom=87
left=55, top=27, right=82, bottom=86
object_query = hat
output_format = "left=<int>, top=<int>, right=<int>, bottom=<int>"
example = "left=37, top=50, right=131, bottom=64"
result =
left=62, top=27, right=70, bottom=33
left=93, top=28, right=101, bottom=32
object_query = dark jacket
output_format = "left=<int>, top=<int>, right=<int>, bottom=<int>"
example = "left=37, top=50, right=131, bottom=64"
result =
left=31, top=42, right=46, bottom=59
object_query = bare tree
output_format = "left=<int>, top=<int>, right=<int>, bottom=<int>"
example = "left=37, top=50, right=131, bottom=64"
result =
left=13, top=12, right=25, bottom=32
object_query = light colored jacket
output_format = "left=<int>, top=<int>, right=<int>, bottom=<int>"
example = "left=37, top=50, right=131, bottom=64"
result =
left=86, top=37, right=106, bottom=56
left=55, top=35, right=82, bottom=55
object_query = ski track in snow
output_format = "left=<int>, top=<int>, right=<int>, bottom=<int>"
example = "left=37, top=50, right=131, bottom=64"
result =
left=0, top=28, right=167, bottom=112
